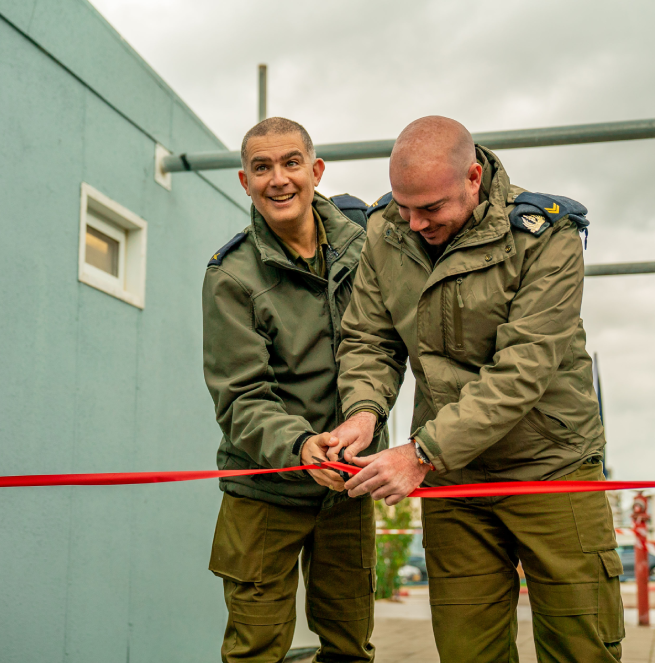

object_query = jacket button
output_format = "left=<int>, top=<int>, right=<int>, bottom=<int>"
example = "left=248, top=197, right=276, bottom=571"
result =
left=505, top=246, right=511, bottom=253
left=485, top=254, right=492, bottom=262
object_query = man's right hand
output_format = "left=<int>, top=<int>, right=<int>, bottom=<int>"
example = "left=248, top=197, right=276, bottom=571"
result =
left=326, top=411, right=377, bottom=462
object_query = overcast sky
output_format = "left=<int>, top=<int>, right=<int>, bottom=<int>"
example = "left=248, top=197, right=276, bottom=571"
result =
left=90, top=0, right=655, bottom=486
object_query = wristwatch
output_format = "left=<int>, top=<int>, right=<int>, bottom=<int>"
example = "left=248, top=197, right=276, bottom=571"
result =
left=412, top=438, right=435, bottom=471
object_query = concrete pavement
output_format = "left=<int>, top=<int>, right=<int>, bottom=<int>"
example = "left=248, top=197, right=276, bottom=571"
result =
left=370, top=585, right=655, bottom=662
left=292, top=584, right=655, bottom=661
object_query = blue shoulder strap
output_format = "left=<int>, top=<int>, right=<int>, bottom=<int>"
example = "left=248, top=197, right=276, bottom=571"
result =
left=207, top=232, right=248, bottom=267
left=509, top=192, right=590, bottom=243
left=366, top=191, right=393, bottom=218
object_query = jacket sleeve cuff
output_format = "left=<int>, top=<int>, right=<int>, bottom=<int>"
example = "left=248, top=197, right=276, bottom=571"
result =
left=292, top=431, right=314, bottom=457
left=412, top=426, right=448, bottom=476
left=344, top=400, right=388, bottom=435
left=277, top=429, right=317, bottom=480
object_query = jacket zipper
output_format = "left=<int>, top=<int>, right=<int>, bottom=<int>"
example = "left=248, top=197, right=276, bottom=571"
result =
left=453, top=278, right=464, bottom=350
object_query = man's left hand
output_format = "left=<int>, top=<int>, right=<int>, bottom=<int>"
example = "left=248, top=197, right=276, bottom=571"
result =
left=301, top=433, right=345, bottom=491
left=345, top=442, right=430, bottom=505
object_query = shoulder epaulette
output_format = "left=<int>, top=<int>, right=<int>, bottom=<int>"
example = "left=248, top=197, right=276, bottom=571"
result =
left=366, top=192, right=393, bottom=218
left=509, top=192, right=589, bottom=238
left=330, top=194, right=368, bottom=231
left=207, top=232, right=248, bottom=267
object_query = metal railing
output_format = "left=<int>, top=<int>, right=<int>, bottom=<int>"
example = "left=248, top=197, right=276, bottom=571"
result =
left=584, top=262, right=655, bottom=277
left=161, top=117, right=655, bottom=173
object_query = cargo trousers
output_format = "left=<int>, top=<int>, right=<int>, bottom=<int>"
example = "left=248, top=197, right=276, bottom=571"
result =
left=209, top=492, right=376, bottom=663
left=422, top=461, right=624, bottom=662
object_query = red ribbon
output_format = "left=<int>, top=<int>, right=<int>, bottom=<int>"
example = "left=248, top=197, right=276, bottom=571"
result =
left=1, top=460, right=654, bottom=496
left=0, top=465, right=322, bottom=488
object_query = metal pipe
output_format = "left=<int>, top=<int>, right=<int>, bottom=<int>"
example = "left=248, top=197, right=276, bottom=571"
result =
left=258, top=64, right=267, bottom=123
left=160, top=117, right=655, bottom=173
left=584, top=262, right=655, bottom=277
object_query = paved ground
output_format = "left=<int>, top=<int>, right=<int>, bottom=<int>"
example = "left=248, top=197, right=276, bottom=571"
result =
left=370, top=585, right=655, bottom=663
left=293, top=583, right=655, bottom=662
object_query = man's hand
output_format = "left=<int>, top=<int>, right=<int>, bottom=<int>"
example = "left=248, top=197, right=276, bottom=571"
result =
left=344, top=442, right=430, bottom=505
left=326, top=411, right=377, bottom=462
left=301, top=433, right=345, bottom=491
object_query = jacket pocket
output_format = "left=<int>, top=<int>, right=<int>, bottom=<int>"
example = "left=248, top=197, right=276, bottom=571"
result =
left=525, top=408, right=585, bottom=452
left=598, top=550, right=626, bottom=642
left=480, top=407, right=583, bottom=476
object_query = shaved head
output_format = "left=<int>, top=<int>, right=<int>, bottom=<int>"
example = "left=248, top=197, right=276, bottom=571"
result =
left=389, top=116, right=482, bottom=247
left=390, top=116, right=476, bottom=182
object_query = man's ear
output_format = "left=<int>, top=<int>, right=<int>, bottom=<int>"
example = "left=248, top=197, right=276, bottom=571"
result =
left=238, top=170, right=251, bottom=196
left=467, top=162, right=483, bottom=195
left=313, top=158, right=326, bottom=187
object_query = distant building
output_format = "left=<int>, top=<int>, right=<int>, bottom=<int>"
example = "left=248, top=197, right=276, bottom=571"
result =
left=0, top=1, right=250, bottom=660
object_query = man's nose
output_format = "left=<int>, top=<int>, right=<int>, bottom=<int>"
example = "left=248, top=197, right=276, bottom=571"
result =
left=408, top=211, right=429, bottom=233
left=270, top=165, right=290, bottom=187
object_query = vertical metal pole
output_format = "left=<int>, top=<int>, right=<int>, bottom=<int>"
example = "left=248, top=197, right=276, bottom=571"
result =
left=258, top=64, right=267, bottom=123
left=632, top=492, right=651, bottom=626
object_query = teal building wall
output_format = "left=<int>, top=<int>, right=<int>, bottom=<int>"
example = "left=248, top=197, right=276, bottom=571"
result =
left=0, top=2, right=250, bottom=660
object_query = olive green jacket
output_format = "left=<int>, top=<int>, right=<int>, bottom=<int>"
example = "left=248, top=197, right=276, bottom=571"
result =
left=338, top=147, right=605, bottom=485
left=203, top=192, right=386, bottom=506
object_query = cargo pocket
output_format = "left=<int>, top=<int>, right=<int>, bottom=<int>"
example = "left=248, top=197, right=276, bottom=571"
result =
left=209, top=493, right=268, bottom=582
left=231, top=596, right=296, bottom=625
left=528, top=579, right=598, bottom=616
left=429, top=572, right=516, bottom=606
left=598, top=550, right=625, bottom=642
left=565, top=464, right=617, bottom=552
left=308, top=590, right=373, bottom=622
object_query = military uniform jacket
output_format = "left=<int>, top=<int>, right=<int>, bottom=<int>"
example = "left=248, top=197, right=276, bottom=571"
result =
left=337, top=147, right=605, bottom=485
left=203, top=192, right=385, bottom=507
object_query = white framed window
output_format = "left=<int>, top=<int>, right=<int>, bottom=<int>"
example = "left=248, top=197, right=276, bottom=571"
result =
left=78, top=183, right=147, bottom=309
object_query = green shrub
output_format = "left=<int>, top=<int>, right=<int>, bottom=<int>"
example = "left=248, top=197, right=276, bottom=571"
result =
left=374, top=499, right=414, bottom=600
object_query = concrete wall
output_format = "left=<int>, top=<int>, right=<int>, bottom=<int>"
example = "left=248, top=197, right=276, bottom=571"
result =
left=0, top=2, right=250, bottom=660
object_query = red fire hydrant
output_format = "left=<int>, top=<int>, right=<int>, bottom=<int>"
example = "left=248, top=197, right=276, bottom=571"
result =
left=632, top=492, right=651, bottom=626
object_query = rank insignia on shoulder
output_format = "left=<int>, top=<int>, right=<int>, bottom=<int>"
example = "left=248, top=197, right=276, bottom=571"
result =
left=207, top=232, right=248, bottom=267
left=517, top=214, right=548, bottom=236
left=509, top=191, right=590, bottom=239
left=366, top=191, right=393, bottom=218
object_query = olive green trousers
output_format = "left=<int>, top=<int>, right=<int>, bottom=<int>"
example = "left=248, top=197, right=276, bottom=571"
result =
left=209, top=492, right=376, bottom=663
left=422, top=462, right=625, bottom=662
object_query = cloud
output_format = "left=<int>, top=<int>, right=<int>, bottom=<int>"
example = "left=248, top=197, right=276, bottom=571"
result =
left=90, top=0, right=655, bottom=480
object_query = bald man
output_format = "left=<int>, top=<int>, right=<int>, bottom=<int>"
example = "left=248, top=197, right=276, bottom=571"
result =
left=329, top=117, right=623, bottom=662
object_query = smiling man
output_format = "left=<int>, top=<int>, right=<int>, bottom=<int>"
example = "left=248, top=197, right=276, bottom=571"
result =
left=202, top=117, right=380, bottom=663
left=330, top=116, right=624, bottom=662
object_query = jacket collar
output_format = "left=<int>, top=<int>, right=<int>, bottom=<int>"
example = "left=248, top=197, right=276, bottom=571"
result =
left=250, top=191, right=364, bottom=279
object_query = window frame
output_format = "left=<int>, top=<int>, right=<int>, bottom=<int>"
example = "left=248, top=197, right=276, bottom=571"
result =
left=78, top=183, right=148, bottom=309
